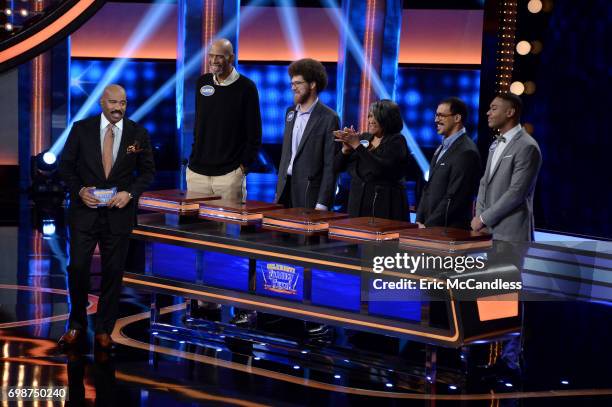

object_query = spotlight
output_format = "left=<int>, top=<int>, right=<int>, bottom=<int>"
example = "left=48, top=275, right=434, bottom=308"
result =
left=516, top=40, right=531, bottom=55
left=4, top=8, right=12, bottom=16
left=42, top=219, right=56, bottom=236
left=510, top=81, right=525, bottom=95
left=449, top=385, right=458, bottom=390
left=334, top=374, right=341, bottom=379
left=293, top=365, right=300, bottom=370
left=42, top=151, right=56, bottom=165
left=19, top=8, right=28, bottom=17
left=34, top=150, right=58, bottom=173
left=30, top=150, right=64, bottom=206
left=385, top=383, right=393, bottom=388
left=505, top=382, right=513, bottom=388
left=4, top=23, right=13, bottom=31
left=527, top=0, right=543, bottom=13
left=561, top=380, right=569, bottom=385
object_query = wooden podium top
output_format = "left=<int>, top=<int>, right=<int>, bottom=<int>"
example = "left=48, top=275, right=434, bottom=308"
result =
left=399, top=227, right=491, bottom=242
left=328, top=217, right=417, bottom=233
left=141, top=189, right=221, bottom=203
left=263, top=208, right=349, bottom=224
left=199, top=200, right=283, bottom=214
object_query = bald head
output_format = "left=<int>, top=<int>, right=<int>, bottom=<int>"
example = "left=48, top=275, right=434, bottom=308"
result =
left=208, top=38, right=234, bottom=79
left=100, top=84, right=127, bottom=124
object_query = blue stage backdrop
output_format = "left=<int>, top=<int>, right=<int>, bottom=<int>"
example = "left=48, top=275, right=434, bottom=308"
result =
left=68, top=59, right=481, bottom=207
left=237, top=62, right=337, bottom=145
left=395, top=66, right=481, bottom=149
left=69, top=58, right=178, bottom=171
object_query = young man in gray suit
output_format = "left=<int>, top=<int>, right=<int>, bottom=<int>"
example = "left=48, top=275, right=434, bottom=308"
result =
left=471, top=93, right=542, bottom=241
left=275, top=58, right=340, bottom=210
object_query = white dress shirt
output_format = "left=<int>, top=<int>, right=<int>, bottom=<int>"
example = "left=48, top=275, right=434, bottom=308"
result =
left=489, top=124, right=522, bottom=176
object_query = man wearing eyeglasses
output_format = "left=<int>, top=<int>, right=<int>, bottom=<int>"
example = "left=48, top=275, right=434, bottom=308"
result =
left=416, top=97, right=481, bottom=230
left=275, top=58, right=340, bottom=211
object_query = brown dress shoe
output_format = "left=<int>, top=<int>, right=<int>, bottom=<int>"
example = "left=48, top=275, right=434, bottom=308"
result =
left=95, top=333, right=114, bottom=350
left=58, top=329, right=82, bottom=347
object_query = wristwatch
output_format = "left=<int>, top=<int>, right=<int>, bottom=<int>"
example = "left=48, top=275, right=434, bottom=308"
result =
left=128, top=192, right=133, bottom=200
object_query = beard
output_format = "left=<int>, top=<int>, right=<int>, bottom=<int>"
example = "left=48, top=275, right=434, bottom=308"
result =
left=294, top=87, right=312, bottom=105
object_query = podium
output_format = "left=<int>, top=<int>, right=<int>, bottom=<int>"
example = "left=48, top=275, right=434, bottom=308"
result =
left=399, top=227, right=492, bottom=252
left=139, top=189, right=221, bottom=214
left=199, top=200, right=284, bottom=225
left=262, top=208, right=349, bottom=235
left=328, top=217, right=417, bottom=242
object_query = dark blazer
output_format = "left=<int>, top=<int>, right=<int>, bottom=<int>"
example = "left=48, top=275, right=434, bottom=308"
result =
left=275, top=101, right=340, bottom=208
left=59, top=115, right=155, bottom=234
left=334, top=132, right=409, bottom=221
left=416, top=133, right=481, bottom=229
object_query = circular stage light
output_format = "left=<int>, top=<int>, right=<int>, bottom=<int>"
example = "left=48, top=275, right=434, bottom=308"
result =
left=516, top=41, right=532, bottom=55
left=531, top=40, right=544, bottom=54
left=510, top=81, right=525, bottom=95
left=42, top=151, right=57, bottom=165
left=524, top=81, right=537, bottom=95
left=528, top=0, right=543, bottom=13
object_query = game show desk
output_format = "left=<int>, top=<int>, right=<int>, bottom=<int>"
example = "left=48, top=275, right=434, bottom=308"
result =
left=125, top=213, right=522, bottom=348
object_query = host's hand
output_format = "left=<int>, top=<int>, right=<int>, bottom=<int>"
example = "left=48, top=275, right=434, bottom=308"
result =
left=108, top=191, right=132, bottom=209
left=79, top=187, right=100, bottom=209
left=416, top=222, right=426, bottom=229
left=471, top=216, right=485, bottom=232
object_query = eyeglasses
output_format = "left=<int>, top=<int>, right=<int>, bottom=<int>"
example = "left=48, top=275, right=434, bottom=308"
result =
left=434, top=113, right=455, bottom=119
left=290, top=80, right=306, bottom=88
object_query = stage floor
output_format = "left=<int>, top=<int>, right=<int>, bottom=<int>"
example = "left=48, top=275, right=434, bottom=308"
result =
left=0, top=202, right=610, bottom=406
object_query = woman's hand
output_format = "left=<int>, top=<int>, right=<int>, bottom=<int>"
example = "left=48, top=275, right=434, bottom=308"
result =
left=334, top=126, right=361, bottom=151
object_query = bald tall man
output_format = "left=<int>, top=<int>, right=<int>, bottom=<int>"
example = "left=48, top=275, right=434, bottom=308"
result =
left=58, top=84, right=155, bottom=349
left=187, top=38, right=262, bottom=201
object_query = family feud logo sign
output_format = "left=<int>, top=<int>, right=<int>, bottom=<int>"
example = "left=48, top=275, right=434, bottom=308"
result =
left=256, top=261, right=304, bottom=301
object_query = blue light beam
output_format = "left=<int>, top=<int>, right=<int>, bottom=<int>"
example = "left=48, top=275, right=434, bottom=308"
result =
left=322, top=0, right=429, bottom=174
left=276, top=0, right=305, bottom=60
left=50, top=1, right=174, bottom=156
left=132, top=0, right=268, bottom=122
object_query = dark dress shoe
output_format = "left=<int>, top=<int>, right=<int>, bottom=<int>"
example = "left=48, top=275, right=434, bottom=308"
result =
left=304, top=322, right=330, bottom=337
left=230, top=311, right=257, bottom=327
left=58, top=329, right=82, bottom=347
left=95, top=333, right=115, bottom=350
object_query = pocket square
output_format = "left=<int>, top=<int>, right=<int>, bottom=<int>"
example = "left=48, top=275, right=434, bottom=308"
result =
left=126, top=141, right=143, bottom=154
left=502, top=154, right=513, bottom=159
left=439, top=163, right=446, bottom=166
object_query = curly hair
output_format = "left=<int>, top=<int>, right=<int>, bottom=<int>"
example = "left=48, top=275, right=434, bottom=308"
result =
left=288, top=58, right=328, bottom=93
left=369, top=99, right=404, bottom=135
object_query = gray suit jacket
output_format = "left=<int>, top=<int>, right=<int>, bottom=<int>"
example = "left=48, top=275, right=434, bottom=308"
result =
left=275, top=101, right=340, bottom=208
left=476, top=128, right=542, bottom=242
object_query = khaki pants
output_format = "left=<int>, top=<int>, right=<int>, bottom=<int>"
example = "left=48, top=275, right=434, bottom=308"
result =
left=186, top=167, right=245, bottom=201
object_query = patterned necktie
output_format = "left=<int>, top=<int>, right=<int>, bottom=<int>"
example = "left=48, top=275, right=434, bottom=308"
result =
left=102, top=124, right=114, bottom=178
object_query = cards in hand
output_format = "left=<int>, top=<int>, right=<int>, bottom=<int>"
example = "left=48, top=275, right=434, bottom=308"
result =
left=91, top=188, right=117, bottom=207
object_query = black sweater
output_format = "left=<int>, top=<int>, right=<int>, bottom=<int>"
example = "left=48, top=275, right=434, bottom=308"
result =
left=189, top=73, right=262, bottom=176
